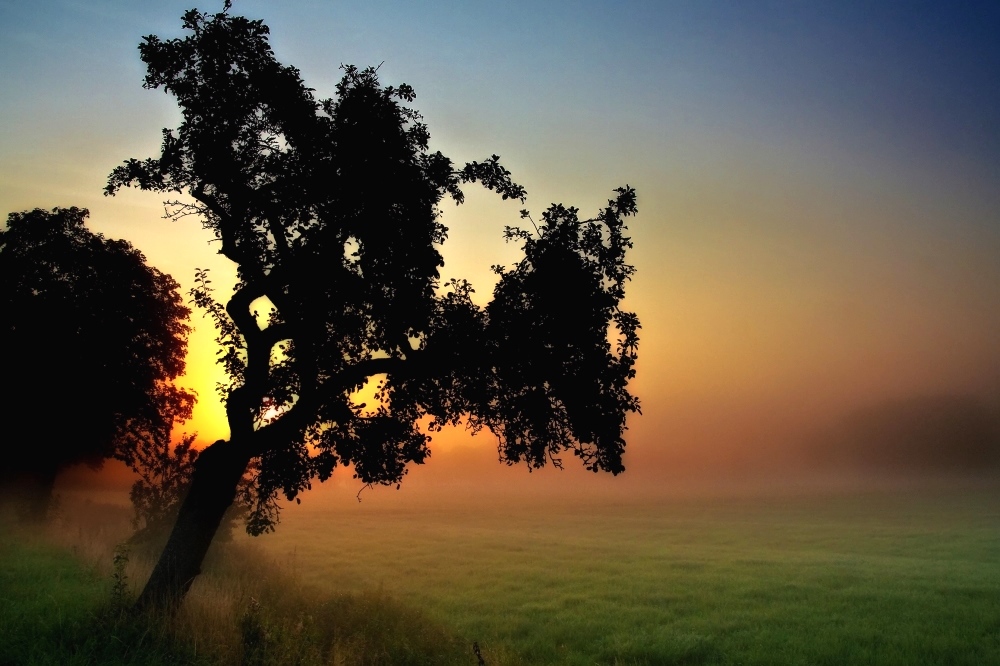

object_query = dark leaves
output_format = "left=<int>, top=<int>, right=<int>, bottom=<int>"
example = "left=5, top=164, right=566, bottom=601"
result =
left=458, top=155, right=527, bottom=203
left=109, top=8, right=640, bottom=534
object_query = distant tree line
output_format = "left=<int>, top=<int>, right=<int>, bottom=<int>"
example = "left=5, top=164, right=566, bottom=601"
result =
left=806, top=394, right=999, bottom=472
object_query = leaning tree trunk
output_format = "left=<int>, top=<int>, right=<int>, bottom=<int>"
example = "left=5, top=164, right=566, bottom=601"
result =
left=134, top=438, right=250, bottom=612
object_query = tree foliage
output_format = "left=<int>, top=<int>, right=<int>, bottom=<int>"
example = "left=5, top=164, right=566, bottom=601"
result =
left=0, top=207, right=193, bottom=514
left=107, top=6, right=640, bottom=538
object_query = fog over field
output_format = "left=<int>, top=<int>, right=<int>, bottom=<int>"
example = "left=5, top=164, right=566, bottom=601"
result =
left=61, top=391, right=1000, bottom=508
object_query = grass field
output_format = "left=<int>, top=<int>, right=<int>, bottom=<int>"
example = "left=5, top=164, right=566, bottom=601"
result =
left=253, top=483, right=1000, bottom=665
left=3, top=482, right=999, bottom=664
left=0, top=504, right=477, bottom=665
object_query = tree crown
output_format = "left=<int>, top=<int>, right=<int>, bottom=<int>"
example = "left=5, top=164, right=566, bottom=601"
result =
left=0, top=207, right=193, bottom=473
left=107, top=7, right=640, bottom=532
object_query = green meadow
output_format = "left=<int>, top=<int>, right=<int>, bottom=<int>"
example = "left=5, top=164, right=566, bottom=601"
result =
left=255, top=483, right=1000, bottom=665
left=3, top=483, right=999, bottom=664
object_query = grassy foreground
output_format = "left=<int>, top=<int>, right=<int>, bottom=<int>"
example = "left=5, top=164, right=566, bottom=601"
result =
left=0, top=504, right=488, bottom=665
left=257, top=484, right=1000, bottom=665
left=3, top=483, right=999, bottom=665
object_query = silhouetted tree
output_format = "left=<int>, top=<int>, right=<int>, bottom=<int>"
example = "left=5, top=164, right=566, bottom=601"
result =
left=107, top=6, right=640, bottom=610
left=0, top=207, right=192, bottom=520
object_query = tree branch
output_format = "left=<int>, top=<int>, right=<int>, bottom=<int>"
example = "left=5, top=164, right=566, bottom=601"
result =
left=245, top=351, right=429, bottom=458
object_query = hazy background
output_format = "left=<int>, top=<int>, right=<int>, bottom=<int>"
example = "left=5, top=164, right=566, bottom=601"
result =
left=3, top=0, right=999, bottom=501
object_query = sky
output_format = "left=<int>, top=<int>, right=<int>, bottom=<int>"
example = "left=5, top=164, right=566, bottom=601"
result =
left=3, top=0, right=999, bottom=488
